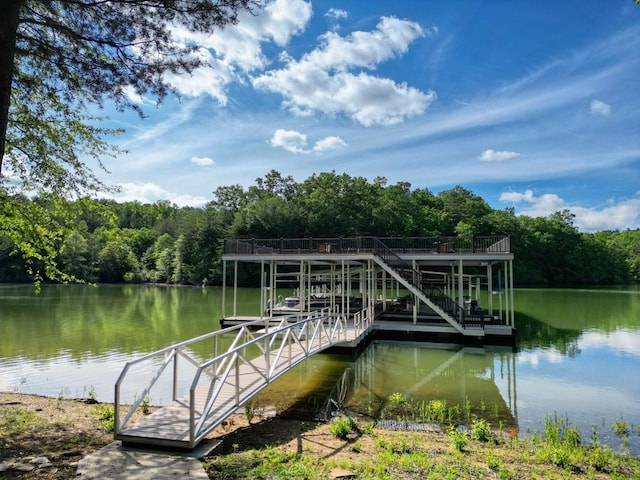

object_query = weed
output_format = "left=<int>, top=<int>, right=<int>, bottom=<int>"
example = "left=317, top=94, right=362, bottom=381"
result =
left=587, top=444, right=617, bottom=472
left=612, top=419, right=630, bottom=438
left=87, top=385, right=97, bottom=402
left=57, top=387, right=71, bottom=406
left=549, top=445, right=571, bottom=468
left=0, top=407, right=41, bottom=435
left=93, top=403, right=115, bottom=432
left=464, top=396, right=472, bottom=419
left=471, top=417, right=493, bottom=442
left=565, top=426, right=581, bottom=448
left=591, top=423, right=599, bottom=446
left=543, top=413, right=565, bottom=445
left=486, top=451, right=501, bottom=471
left=425, top=399, right=448, bottom=424
left=448, top=424, right=468, bottom=452
left=141, top=395, right=151, bottom=415
left=363, top=422, right=375, bottom=435
left=329, top=415, right=357, bottom=440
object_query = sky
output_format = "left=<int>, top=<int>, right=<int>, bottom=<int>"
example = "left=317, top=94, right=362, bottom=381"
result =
left=98, top=0, right=640, bottom=233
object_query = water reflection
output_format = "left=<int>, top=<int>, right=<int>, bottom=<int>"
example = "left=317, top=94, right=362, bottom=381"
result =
left=1, top=284, right=638, bottom=454
left=256, top=342, right=519, bottom=432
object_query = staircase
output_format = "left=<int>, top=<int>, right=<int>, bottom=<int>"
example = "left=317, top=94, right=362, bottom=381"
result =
left=372, top=239, right=484, bottom=335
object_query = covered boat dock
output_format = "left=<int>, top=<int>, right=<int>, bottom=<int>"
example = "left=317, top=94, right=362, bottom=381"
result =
left=221, top=236, right=516, bottom=346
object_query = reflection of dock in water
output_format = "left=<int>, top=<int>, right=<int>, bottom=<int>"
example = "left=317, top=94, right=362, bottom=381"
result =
left=318, top=342, right=518, bottom=431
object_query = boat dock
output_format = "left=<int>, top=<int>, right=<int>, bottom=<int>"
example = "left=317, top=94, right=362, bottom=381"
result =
left=113, top=235, right=515, bottom=450
left=221, top=236, right=516, bottom=345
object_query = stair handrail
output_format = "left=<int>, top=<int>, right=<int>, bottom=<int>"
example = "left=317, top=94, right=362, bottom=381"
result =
left=372, top=238, right=472, bottom=327
left=372, top=238, right=421, bottom=289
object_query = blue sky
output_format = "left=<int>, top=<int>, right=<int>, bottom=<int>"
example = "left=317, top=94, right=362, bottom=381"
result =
left=99, top=0, right=640, bottom=232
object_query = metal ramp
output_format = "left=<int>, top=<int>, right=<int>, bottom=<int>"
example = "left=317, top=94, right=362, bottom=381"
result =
left=114, top=308, right=372, bottom=449
left=371, top=239, right=483, bottom=336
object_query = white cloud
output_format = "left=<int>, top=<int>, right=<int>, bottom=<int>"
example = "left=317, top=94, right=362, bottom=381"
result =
left=518, top=349, right=565, bottom=367
left=167, top=0, right=313, bottom=101
left=104, top=182, right=209, bottom=207
left=164, top=49, right=235, bottom=105
left=268, top=129, right=348, bottom=154
left=326, top=8, right=348, bottom=20
left=500, top=189, right=640, bottom=232
left=269, top=128, right=309, bottom=154
left=252, top=16, right=435, bottom=126
left=479, top=149, right=520, bottom=162
left=122, top=85, right=146, bottom=105
left=191, top=156, right=215, bottom=166
left=313, top=136, right=348, bottom=152
left=590, top=99, right=611, bottom=116
left=580, top=329, right=640, bottom=358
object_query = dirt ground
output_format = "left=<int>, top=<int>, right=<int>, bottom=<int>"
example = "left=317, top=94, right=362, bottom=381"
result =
left=0, top=393, right=353, bottom=479
left=1, top=393, right=115, bottom=479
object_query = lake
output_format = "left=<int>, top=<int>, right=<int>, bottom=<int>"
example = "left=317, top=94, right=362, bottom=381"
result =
left=0, top=283, right=638, bottom=453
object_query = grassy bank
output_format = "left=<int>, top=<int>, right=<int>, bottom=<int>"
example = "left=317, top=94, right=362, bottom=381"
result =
left=202, top=410, right=640, bottom=480
left=1, top=393, right=639, bottom=479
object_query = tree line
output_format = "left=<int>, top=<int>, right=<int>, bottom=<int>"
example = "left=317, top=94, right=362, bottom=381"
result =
left=0, top=170, right=637, bottom=287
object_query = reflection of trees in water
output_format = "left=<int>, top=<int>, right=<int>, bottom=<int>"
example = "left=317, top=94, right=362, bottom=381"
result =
left=0, top=284, right=258, bottom=360
left=515, top=311, right=582, bottom=357
left=271, top=343, right=519, bottom=431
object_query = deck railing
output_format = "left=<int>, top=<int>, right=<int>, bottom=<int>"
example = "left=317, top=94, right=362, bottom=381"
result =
left=224, top=236, right=510, bottom=255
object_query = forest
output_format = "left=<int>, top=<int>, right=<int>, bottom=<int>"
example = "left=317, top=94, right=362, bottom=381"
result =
left=1, top=170, right=638, bottom=287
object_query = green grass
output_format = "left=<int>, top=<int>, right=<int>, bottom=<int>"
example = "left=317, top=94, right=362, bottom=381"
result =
left=203, top=396, right=640, bottom=480
left=0, top=406, right=41, bottom=435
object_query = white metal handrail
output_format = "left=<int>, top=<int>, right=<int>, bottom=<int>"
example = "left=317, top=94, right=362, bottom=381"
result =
left=114, top=306, right=372, bottom=446
left=114, top=312, right=303, bottom=435
left=187, top=308, right=359, bottom=445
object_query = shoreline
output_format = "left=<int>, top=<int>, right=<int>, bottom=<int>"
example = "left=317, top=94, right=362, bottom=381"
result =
left=2, top=392, right=639, bottom=479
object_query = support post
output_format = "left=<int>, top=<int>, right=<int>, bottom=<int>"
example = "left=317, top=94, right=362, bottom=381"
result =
left=222, top=260, right=227, bottom=319
left=487, top=263, right=493, bottom=315
left=233, top=260, right=238, bottom=318
left=509, top=259, right=515, bottom=328
left=458, top=259, right=464, bottom=323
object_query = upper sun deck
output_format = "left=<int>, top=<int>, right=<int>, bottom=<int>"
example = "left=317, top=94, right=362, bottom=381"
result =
left=223, top=236, right=513, bottom=266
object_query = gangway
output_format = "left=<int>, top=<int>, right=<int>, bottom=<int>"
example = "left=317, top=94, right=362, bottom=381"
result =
left=114, top=307, right=372, bottom=449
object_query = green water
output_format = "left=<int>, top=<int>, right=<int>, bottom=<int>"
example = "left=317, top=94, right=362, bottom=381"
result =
left=0, top=284, right=638, bottom=453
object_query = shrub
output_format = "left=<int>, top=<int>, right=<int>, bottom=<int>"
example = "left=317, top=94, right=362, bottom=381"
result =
left=329, top=416, right=357, bottom=440
left=448, top=425, right=468, bottom=452
left=94, top=403, right=115, bottom=432
left=471, top=417, right=493, bottom=442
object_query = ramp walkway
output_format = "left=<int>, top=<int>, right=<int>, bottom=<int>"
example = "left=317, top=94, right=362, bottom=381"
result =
left=114, top=308, right=372, bottom=449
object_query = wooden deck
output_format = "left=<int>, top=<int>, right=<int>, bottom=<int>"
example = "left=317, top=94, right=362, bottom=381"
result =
left=115, top=316, right=368, bottom=449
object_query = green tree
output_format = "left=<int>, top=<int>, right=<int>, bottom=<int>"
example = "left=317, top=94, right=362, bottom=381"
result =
left=98, top=238, right=140, bottom=283
left=0, top=0, right=256, bottom=283
left=437, top=185, right=492, bottom=235
left=58, top=224, right=95, bottom=282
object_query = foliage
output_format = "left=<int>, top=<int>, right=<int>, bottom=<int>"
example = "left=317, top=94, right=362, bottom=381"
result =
left=329, top=416, right=358, bottom=440
left=447, top=424, right=469, bottom=452
left=470, top=417, right=493, bottom=442
left=93, top=403, right=115, bottom=433
left=0, top=171, right=638, bottom=286
left=0, top=405, right=41, bottom=435
left=0, top=0, right=257, bottom=284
